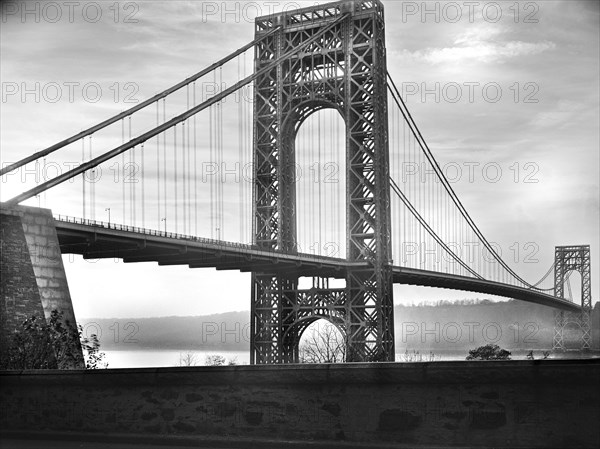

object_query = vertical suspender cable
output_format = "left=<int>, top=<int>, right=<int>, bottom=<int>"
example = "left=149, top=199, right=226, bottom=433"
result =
left=452, top=190, right=456, bottom=274
left=219, top=66, right=224, bottom=240
left=193, top=82, right=198, bottom=237
left=331, top=111, right=335, bottom=254
left=338, top=104, right=341, bottom=257
left=398, top=115, right=408, bottom=266
left=393, top=101, right=397, bottom=262
left=216, top=73, right=219, bottom=239
left=238, top=55, right=243, bottom=243
left=174, top=124, right=178, bottom=234
left=304, top=61, right=310, bottom=252
left=141, top=142, right=145, bottom=228
left=186, top=84, right=191, bottom=234
left=391, top=96, right=395, bottom=261
left=318, top=112, right=322, bottom=254
left=162, top=99, right=167, bottom=228
left=244, top=56, right=249, bottom=243
left=429, top=150, right=433, bottom=270
left=217, top=68, right=221, bottom=239
left=442, top=181, right=445, bottom=272
left=398, top=101, right=402, bottom=263
left=215, top=70, right=223, bottom=240
left=329, top=110, right=333, bottom=254
left=89, top=135, right=94, bottom=221
left=82, top=138, right=86, bottom=219
left=210, top=72, right=214, bottom=239
left=129, top=116, right=134, bottom=225
left=307, top=114, right=317, bottom=254
left=156, top=101, right=161, bottom=228
left=122, top=118, right=126, bottom=223
left=182, top=122, right=187, bottom=235
left=413, top=134, right=417, bottom=266
left=420, top=134, right=425, bottom=269
left=304, top=121, right=308, bottom=253
left=408, top=130, right=413, bottom=265
left=215, top=72, right=219, bottom=239
left=431, top=155, right=435, bottom=270
left=329, top=110, right=334, bottom=255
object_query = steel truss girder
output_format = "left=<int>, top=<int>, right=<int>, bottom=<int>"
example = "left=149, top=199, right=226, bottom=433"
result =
left=552, top=245, right=592, bottom=350
left=251, top=276, right=348, bottom=364
left=251, top=0, right=394, bottom=364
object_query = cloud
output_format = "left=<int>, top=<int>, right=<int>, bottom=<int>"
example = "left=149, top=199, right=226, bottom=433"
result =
left=403, top=40, right=556, bottom=66
left=399, top=24, right=556, bottom=65
left=529, top=100, right=585, bottom=129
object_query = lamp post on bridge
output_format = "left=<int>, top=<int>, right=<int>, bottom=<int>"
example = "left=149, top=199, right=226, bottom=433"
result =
left=161, top=217, right=167, bottom=234
left=105, top=208, right=111, bottom=226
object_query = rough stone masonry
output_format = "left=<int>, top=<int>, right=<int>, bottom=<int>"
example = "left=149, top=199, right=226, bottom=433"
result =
left=0, top=203, right=83, bottom=367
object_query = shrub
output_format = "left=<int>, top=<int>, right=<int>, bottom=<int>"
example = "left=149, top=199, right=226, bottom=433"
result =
left=203, top=354, right=237, bottom=366
left=466, top=344, right=511, bottom=361
left=0, top=310, right=107, bottom=369
left=205, top=354, right=226, bottom=366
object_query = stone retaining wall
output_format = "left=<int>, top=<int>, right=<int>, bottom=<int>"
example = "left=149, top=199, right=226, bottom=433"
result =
left=1, top=360, right=598, bottom=448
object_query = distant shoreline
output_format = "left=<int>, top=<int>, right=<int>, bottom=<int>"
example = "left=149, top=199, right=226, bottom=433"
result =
left=80, top=300, right=600, bottom=352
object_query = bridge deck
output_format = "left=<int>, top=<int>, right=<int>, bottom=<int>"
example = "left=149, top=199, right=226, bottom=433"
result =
left=391, top=267, right=580, bottom=312
left=54, top=218, right=581, bottom=312
left=54, top=217, right=353, bottom=279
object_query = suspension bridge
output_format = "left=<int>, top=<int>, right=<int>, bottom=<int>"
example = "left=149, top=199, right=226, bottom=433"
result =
left=0, top=0, right=592, bottom=364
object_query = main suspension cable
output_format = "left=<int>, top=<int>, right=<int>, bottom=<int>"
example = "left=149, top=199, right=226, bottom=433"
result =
left=390, top=177, right=483, bottom=279
left=387, top=72, right=544, bottom=291
left=0, top=27, right=283, bottom=178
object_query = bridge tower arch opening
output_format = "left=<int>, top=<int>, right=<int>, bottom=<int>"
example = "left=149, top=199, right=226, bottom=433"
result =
left=297, top=317, right=347, bottom=363
left=250, top=0, right=394, bottom=364
left=553, top=245, right=592, bottom=351
left=292, top=106, right=346, bottom=259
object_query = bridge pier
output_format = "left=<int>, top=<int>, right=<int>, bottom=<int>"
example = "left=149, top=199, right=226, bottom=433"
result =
left=0, top=203, right=83, bottom=368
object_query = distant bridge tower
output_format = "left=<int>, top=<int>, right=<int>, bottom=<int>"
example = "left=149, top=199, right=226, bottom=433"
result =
left=553, top=245, right=592, bottom=350
left=250, top=0, right=394, bottom=363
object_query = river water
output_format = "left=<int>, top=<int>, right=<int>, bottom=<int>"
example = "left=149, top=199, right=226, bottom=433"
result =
left=100, top=348, right=598, bottom=368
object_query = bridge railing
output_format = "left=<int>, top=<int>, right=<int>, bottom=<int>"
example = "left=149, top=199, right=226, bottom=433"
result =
left=53, top=215, right=347, bottom=264
left=53, top=215, right=575, bottom=305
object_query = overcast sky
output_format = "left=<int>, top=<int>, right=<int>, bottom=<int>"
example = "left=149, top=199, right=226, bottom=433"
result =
left=1, top=1, right=598, bottom=318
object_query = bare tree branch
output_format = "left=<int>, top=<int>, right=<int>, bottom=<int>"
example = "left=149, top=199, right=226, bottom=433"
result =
left=299, top=322, right=346, bottom=364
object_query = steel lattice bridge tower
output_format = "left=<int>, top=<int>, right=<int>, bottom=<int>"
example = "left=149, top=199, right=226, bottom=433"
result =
left=0, top=0, right=593, bottom=365
left=553, top=245, right=593, bottom=351
left=251, top=1, right=393, bottom=363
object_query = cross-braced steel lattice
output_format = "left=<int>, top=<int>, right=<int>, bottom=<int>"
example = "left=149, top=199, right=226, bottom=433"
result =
left=251, top=0, right=394, bottom=364
left=553, top=245, right=592, bottom=350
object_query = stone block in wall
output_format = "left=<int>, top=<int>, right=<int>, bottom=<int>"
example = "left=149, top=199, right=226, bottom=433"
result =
left=0, top=213, right=46, bottom=358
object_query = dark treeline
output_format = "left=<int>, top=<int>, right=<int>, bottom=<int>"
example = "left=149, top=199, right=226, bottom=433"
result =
left=80, top=300, right=600, bottom=351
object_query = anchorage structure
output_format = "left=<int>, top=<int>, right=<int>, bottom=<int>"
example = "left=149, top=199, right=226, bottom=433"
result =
left=553, top=245, right=592, bottom=350
left=251, top=0, right=394, bottom=363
